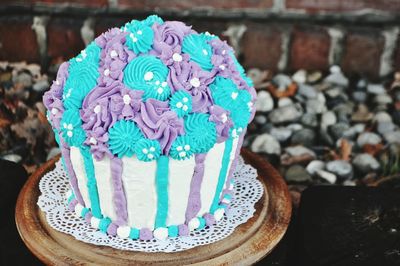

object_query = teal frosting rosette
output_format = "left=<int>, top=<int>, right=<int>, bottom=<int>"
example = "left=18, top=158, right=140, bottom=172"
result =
left=134, top=138, right=161, bottom=162
left=169, top=135, right=195, bottom=160
left=108, top=120, right=144, bottom=158
left=142, top=15, right=164, bottom=27
left=209, top=76, right=252, bottom=130
left=123, top=55, right=171, bottom=101
left=63, top=42, right=101, bottom=110
left=124, top=19, right=155, bottom=55
left=169, top=90, right=192, bottom=117
left=182, top=33, right=215, bottom=71
left=184, top=113, right=217, bottom=153
left=60, top=109, right=86, bottom=147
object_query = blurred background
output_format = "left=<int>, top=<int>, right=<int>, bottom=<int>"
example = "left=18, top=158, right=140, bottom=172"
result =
left=1, top=0, right=400, bottom=203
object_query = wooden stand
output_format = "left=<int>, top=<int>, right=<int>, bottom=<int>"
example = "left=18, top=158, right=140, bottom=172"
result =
left=15, top=149, right=291, bottom=265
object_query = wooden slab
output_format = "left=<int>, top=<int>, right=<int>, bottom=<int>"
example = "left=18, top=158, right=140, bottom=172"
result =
left=15, top=149, right=291, bottom=265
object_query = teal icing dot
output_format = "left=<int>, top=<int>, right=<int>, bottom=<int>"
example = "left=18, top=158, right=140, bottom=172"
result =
left=168, top=225, right=179, bottom=237
left=108, top=120, right=144, bottom=158
left=142, top=15, right=164, bottom=26
left=209, top=76, right=252, bottom=129
left=123, top=55, right=171, bottom=101
left=124, top=20, right=154, bottom=54
left=182, top=33, right=215, bottom=71
left=134, top=138, right=161, bottom=162
left=60, top=109, right=86, bottom=147
left=99, top=217, right=112, bottom=233
left=170, top=135, right=195, bottom=160
left=184, top=113, right=217, bottom=153
left=81, top=207, right=89, bottom=218
left=129, top=228, right=140, bottom=239
left=198, top=217, right=206, bottom=229
left=169, top=90, right=192, bottom=117
left=63, top=42, right=101, bottom=110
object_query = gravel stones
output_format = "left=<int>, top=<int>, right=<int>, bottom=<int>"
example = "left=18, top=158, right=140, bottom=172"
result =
left=326, top=160, right=353, bottom=179
left=285, top=165, right=312, bottom=183
left=268, top=104, right=303, bottom=124
left=251, top=133, right=281, bottom=155
left=256, top=90, right=274, bottom=112
left=352, top=153, right=380, bottom=173
left=291, top=128, right=316, bottom=147
left=357, top=132, right=382, bottom=147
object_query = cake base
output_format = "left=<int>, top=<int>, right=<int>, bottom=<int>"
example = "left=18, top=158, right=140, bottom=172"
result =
left=15, top=149, right=291, bottom=265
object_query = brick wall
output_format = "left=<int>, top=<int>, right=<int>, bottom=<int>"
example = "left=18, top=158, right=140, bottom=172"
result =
left=1, top=0, right=400, bottom=80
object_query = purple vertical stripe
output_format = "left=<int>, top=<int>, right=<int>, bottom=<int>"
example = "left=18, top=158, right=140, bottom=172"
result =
left=220, top=129, right=246, bottom=199
left=184, top=153, right=207, bottom=223
left=110, top=156, right=128, bottom=225
left=60, top=139, right=85, bottom=206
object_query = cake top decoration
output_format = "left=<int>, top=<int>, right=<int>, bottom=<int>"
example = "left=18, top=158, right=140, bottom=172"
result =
left=44, top=15, right=256, bottom=161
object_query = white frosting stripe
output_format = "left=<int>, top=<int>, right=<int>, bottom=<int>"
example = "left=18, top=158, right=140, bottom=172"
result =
left=122, top=156, right=158, bottom=230
left=166, top=157, right=196, bottom=226
left=70, top=147, right=91, bottom=209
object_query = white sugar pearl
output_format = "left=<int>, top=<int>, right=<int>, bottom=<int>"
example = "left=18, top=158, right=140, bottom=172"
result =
left=149, top=146, right=155, bottom=152
left=89, top=137, right=97, bottom=145
left=63, top=123, right=67, bottom=129
left=176, top=146, right=183, bottom=151
left=157, top=87, right=164, bottom=94
left=182, top=97, right=188, bottom=103
left=123, top=94, right=131, bottom=105
left=222, top=49, right=226, bottom=55
left=232, top=129, right=238, bottom=138
left=190, top=77, right=200, bottom=88
left=172, top=53, right=182, bottom=62
left=154, top=227, right=169, bottom=240
left=179, top=151, right=187, bottom=157
left=155, top=80, right=160, bottom=85
left=137, top=30, right=143, bottom=35
left=142, top=148, right=148, bottom=154
left=144, top=71, right=154, bottom=81
left=176, top=102, right=183, bottom=108
left=90, top=217, right=101, bottom=229
left=51, top=108, right=58, bottom=115
left=117, top=226, right=131, bottom=238
left=110, top=50, right=118, bottom=58
left=147, top=153, right=154, bottom=159
left=188, top=218, right=200, bottom=231
left=184, top=144, right=190, bottom=151
left=161, top=81, right=167, bottom=87
left=202, top=49, right=208, bottom=56
left=214, top=208, right=225, bottom=221
left=94, top=105, right=101, bottom=114
left=55, top=79, right=60, bottom=85
left=67, top=123, right=73, bottom=130
left=104, top=68, right=110, bottom=76
left=182, top=105, right=188, bottom=111
left=231, top=92, right=238, bottom=100
left=74, top=204, right=84, bottom=217
left=221, top=113, right=227, bottom=123
left=219, top=65, right=225, bottom=70
left=67, top=131, right=73, bottom=137
left=131, top=35, right=138, bottom=42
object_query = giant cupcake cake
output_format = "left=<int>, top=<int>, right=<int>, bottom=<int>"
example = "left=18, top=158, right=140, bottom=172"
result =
left=43, top=15, right=256, bottom=241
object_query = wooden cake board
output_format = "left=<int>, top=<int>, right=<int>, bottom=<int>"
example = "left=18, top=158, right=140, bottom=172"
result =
left=15, top=149, right=292, bottom=265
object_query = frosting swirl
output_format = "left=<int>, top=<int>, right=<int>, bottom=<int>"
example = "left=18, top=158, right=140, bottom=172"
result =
left=123, top=55, right=171, bottom=101
left=182, top=33, right=215, bottom=71
left=169, top=90, right=192, bottom=117
left=60, top=109, right=86, bottom=147
left=184, top=113, right=217, bottom=153
left=124, top=20, right=154, bottom=55
left=108, top=120, right=144, bottom=158
left=170, top=135, right=194, bottom=160
left=152, top=21, right=192, bottom=54
left=208, top=105, right=233, bottom=143
left=134, top=138, right=161, bottom=162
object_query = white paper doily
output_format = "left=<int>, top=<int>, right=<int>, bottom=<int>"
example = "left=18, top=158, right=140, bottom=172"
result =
left=37, top=156, right=264, bottom=253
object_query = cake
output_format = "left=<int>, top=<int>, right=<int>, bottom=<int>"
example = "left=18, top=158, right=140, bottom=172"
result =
left=43, top=15, right=256, bottom=241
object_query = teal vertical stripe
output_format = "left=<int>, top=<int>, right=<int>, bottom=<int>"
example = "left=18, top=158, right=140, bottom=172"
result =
left=210, top=137, right=233, bottom=214
left=80, top=146, right=102, bottom=218
left=155, top=155, right=169, bottom=228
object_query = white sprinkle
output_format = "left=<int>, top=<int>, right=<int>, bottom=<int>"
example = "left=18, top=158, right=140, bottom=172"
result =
left=219, top=65, right=226, bottom=70
left=221, top=113, right=227, bottom=123
left=157, top=87, right=164, bottom=94
left=89, top=137, right=97, bottom=145
left=76, top=58, right=82, bottom=62
left=222, top=49, right=226, bottom=55
left=184, top=145, right=190, bottom=151
left=202, top=49, right=208, bottom=56
left=63, top=123, right=67, bottom=129
left=144, top=71, right=154, bottom=81
left=110, top=50, right=118, bottom=58
left=179, top=151, right=187, bottom=157
left=182, top=105, right=188, bottom=111
left=51, top=108, right=58, bottom=115
left=67, top=123, right=73, bottom=130
left=142, top=148, right=148, bottom=154
left=55, top=79, right=60, bottom=85
left=123, top=94, right=131, bottom=105
left=176, top=146, right=183, bottom=151
left=231, top=92, right=238, bottom=100
left=161, top=81, right=167, bottom=87
left=155, top=80, right=160, bottom=85
left=94, top=105, right=101, bottom=114
left=137, top=30, right=143, bottom=35
left=190, top=77, right=200, bottom=88
left=147, top=153, right=154, bottom=159
left=176, top=102, right=183, bottom=108
left=67, top=131, right=73, bottom=137
left=132, top=36, right=138, bottom=42
left=172, top=53, right=182, bottom=62
left=149, top=146, right=155, bottom=152
left=104, top=69, right=110, bottom=76
left=182, top=97, right=189, bottom=103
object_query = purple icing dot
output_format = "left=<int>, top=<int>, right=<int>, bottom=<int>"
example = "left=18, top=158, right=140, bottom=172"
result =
left=178, top=224, right=189, bottom=236
left=68, top=199, right=78, bottom=211
left=107, top=223, right=118, bottom=236
left=203, top=213, right=216, bottom=226
left=139, top=228, right=153, bottom=240
left=84, top=212, right=93, bottom=223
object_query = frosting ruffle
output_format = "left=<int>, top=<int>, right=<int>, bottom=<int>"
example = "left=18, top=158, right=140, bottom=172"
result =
left=182, top=33, right=215, bottom=71
left=170, top=135, right=194, bottom=160
left=208, top=105, right=233, bottom=143
left=169, top=90, right=192, bottom=117
left=60, top=109, right=86, bottom=147
left=134, top=138, right=161, bottom=162
left=124, top=20, right=154, bottom=55
left=184, top=113, right=217, bottom=153
left=108, top=119, right=144, bottom=158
